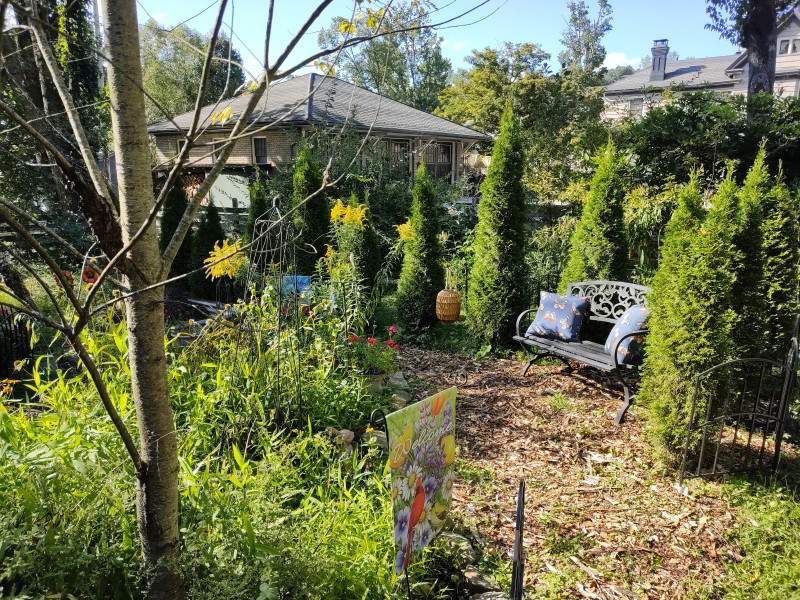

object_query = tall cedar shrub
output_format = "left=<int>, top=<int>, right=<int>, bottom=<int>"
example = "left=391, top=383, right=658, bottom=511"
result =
left=468, top=103, right=528, bottom=346
left=640, top=173, right=740, bottom=461
left=559, top=140, right=627, bottom=291
left=761, top=168, right=800, bottom=357
left=292, top=144, right=329, bottom=274
left=334, top=193, right=381, bottom=289
left=244, top=170, right=270, bottom=244
left=396, top=164, right=444, bottom=329
left=190, top=202, right=226, bottom=299
left=730, top=147, right=770, bottom=358
left=159, top=177, right=193, bottom=280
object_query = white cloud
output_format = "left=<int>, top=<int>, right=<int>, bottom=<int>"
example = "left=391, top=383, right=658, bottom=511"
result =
left=452, top=41, right=467, bottom=52
left=440, top=39, right=449, bottom=47
left=153, top=12, right=166, bottom=23
left=602, top=52, right=641, bottom=68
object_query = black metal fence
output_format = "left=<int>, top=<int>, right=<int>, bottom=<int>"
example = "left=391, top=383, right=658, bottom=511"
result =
left=0, top=308, right=32, bottom=380
left=679, top=337, right=798, bottom=485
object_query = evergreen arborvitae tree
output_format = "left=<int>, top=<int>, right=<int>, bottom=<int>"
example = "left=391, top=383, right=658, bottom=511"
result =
left=292, top=144, right=329, bottom=274
left=159, top=177, right=193, bottom=280
left=396, top=164, right=444, bottom=329
left=190, top=202, right=226, bottom=299
left=761, top=167, right=800, bottom=357
left=245, top=171, right=270, bottom=244
left=559, top=140, right=627, bottom=290
left=730, top=147, right=770, bottom=358
left=467, top=103, right=528, bottom=346
left=640, top=172, right=740, bottom=462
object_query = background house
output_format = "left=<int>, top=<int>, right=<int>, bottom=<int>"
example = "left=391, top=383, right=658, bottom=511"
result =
left=603, top=5, right=800, bottom=120
left=148, top=73, right=488, bottom=227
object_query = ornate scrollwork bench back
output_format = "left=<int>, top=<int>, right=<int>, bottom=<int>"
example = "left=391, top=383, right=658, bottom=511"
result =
left=566, top=280, right=651, bottom=324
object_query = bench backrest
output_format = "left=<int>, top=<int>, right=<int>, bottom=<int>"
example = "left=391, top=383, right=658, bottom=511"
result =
left=566, top=280, right=651, bottom=324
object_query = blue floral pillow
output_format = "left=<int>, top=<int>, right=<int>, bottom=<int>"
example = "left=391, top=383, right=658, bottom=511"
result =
left=525, top=292, right=590, bottom=342
left=604, top=305, right=649, bottom=364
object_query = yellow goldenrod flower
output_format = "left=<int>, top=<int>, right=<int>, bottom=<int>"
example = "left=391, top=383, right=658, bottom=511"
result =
left=394, top=220, right=414, bottom=240
left=204, top=239, right=247, bottom=280
left=331, top=200, right=367, bottom=229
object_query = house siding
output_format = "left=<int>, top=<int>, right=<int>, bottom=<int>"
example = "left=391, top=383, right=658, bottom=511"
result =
left=153, top=129, right=302, bottom=168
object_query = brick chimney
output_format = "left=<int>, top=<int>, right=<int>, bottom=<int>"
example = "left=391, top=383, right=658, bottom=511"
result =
left=650, top=39, right=669, bottom=81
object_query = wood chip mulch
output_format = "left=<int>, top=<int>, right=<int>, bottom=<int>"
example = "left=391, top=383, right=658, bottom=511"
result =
left=397, top=347, right=742, bottom=600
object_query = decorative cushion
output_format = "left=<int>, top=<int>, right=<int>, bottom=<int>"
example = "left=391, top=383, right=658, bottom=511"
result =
left=525, top=292, right=590, bottom=342
left=604, top=305, right=649, bottom=364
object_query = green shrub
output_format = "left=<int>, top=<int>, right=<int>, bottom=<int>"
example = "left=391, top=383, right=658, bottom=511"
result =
left=292, top=144, right=329, bottom=275
left=396, top=164, right=444, bottom=329
left=559, top=140, right=628, bottom=290
left=528, top=215, right=576, bottom=303
left=640, top=172, right=739, bottom=461
left=468, top=102, right=528, bottom=346
left=244, top=169, right=270, bottom=243
left=190, top=201, right=225, bottom=299
left=760, top=169, right=800, bottom=358
left=730, top=147, right=770, bottom=358
left=331, top=193, right=381, bottom=289
left=159, top=176, right=193, bottom=280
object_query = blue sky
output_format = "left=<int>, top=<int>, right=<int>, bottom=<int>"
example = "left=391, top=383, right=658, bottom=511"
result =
left=135, top=0, right=740, bottom=78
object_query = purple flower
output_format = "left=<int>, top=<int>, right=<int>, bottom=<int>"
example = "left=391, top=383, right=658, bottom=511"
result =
left=417, top=521, right=433, bottom=550
left=423, top=476, right=438, bottom=500
left=394, top=507, right=410, bottom=544
left=396, top=549, right=406, bottom=574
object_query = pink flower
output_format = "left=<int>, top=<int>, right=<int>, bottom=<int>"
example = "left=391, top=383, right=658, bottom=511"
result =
left=384, top=339, right=399, bottom=350
left=388, top=326, right=397, bottom=334
left=348, top=335, right=361, bottom=343
left=367, top=337, right=377, bottom=345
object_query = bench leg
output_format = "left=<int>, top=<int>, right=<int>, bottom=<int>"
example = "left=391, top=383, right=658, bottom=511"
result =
left=612, top=369, right=632, bottom=425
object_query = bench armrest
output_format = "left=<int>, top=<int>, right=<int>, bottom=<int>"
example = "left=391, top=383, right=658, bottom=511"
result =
left=611, top=329, right=649, bottom=369
left=516, top=309, right=537, bottom=338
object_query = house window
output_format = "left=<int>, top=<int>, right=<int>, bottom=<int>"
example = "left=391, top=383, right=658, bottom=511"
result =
left=212, top=138, right=226, bottom=162
left=176, top=138, right=186, bottom=155
left=423, top=142, right=453, bottom=180
left=628, top=98, right=644, bottom=116
left=778, top=37, right=800, bottom=55
left=252, top=136, right=268, bottom=165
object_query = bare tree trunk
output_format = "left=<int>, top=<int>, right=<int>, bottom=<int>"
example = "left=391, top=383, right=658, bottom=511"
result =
left=101, top=1, right=182, bottom=597
left=746, top=0, right=777, bottom=95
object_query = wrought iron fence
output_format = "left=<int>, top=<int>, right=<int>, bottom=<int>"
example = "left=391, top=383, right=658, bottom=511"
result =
left=0, top=308, right=32, bottom=379
left=679, top=337, right=798, bottom=486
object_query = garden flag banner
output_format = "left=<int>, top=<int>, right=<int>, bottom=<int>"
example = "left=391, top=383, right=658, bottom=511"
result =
left=387, top=386, right=457, bottom=574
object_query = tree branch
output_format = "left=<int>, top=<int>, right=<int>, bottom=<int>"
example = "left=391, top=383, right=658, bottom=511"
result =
left=26, top=9, right=116, bottom=216
left=0, top=99, right=125, bottom=258
left=82, top=0, right=230, bottom=309
left=275, top=0, right=491, bottom=79
left=269, top=0, right=335, bottom=75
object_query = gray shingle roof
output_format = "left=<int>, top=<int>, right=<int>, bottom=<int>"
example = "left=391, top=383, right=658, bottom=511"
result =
left=604, top=54, right=740, bottom=93
left=147, top=73, right=488, bottom=140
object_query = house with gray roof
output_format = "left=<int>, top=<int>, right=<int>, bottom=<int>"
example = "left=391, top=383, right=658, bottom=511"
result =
left=148, top=73, right=488, bottom=225
left=603, top=5, right=800, bottom=119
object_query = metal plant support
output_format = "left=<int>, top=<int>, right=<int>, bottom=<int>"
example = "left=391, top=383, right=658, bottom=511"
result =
left=0, top=309, right=31, bottom=379
left=679, top=334, right=798, bottom=486
left=510, top=479, right=526, bottom=600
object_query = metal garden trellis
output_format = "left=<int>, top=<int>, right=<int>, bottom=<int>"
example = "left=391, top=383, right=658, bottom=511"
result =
left=679, top=321, right=799, bottom=486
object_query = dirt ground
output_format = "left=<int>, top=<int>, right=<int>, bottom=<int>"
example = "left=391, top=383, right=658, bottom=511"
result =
left=398, top=347, right=743, bottom=600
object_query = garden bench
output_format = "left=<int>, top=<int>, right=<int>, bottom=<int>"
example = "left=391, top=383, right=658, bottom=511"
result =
left=513, top=280, right=651, bottom=424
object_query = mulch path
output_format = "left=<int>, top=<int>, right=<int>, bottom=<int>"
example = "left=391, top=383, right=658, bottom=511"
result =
left=398, top=347, right=740, bottom=600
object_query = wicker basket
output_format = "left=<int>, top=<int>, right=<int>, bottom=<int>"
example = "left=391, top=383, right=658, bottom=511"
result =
left=436, top=288, right=461, bottom=322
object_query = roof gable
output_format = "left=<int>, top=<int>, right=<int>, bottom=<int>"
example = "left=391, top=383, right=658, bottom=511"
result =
left=726, top=5, right=800, bottom=72
left=148, top=73, right=488, bottom=140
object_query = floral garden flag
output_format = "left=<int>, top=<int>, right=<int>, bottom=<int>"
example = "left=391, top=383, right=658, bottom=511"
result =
left=386, top=387, right=457, bottom=574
